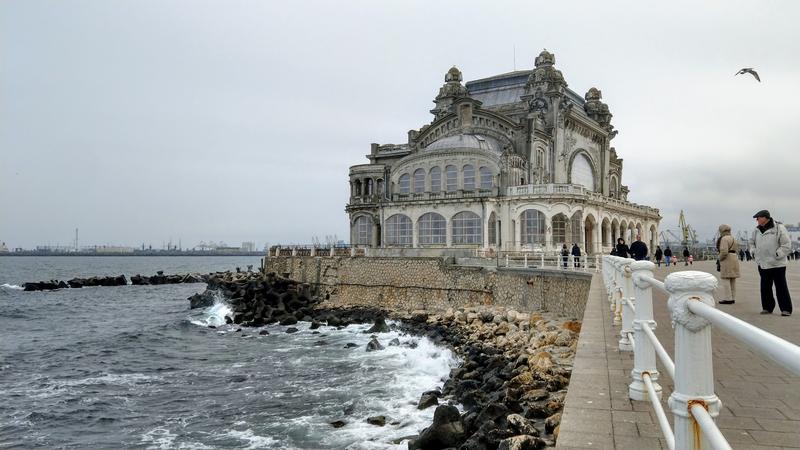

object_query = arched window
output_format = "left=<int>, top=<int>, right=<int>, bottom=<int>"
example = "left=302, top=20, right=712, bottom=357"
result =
left=353, top=179, right=362, bottom=196
left=552, top=214, right=567, bottom=244
left=418, top=212, right=446, bottom=245
left=463, top=164, right=475, bottom=190
left=398, top=173, right=410, bottom=194
left=488, top=212, right=497, bottom=246
left=479, top=167, right=492, bottom=189
left=571, top=153, right=595, bottom=191
left=429, top=167, right=441, bottom=193
left=353, top=216, right=373, bottom=246
left=376, top=179, right=384, bottom=195
left=365, top=178, right=373, bottom=196
left=385, top=214, right=412, bottom=246
left=413, top=169, right=425, bottom=193
left=521, top=209, right=546, bottom=245
left=445, top=165, right=457, bottom=192
left=571, top=212, right=583, bottom=245
left=452, top=211, right=482, bottom=245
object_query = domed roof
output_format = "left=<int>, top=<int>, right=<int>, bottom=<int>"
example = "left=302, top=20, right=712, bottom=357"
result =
left=425, top=134, right=502, bottom=154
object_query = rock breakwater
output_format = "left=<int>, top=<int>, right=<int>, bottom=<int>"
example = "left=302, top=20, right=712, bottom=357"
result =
left=191, top=272, right=579, bottom=449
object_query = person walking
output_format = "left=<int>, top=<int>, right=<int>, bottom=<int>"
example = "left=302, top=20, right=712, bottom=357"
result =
left=752, top=210, right=793, bottom=316
left=664, top=246, right=673, bottom=266
left=615, top=238, right=630, bottom=258
left=571, top=243, right=581, bottom=268
left=655, top=245, right=663, bottom=267
left=716, top=224, right=741, bottom=305
left=629, top=235, right=648, bottom=261
left=682, top=247, right=690, bottom=266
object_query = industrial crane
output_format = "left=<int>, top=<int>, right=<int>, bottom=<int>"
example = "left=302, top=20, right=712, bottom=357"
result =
left=678, top=210, right=698, bottom=249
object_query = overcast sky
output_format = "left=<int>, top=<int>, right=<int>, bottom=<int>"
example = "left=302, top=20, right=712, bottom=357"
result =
left=2, top=1, right=799, bottom=249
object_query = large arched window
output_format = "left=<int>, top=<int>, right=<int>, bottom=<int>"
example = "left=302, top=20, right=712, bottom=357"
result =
left=609, top=176, right=619, bottom=199
left=353, top=216, right=373, bottom=246
left=521, top=209, right=546, bottom=246
left=445, top=165, right=457, bottom=192
left=463, top=165, right=475, bottom=190
left=413, top=169, right=425, bottom=193
left=479, top=167, right=492, bottom=189
left=398, top=173, right=410, bottom=194
left=552, top=214, right=567, bottom=244
left=385, top=214, right=412, bottom=246
left=570, top=153, right=595, bottom=191
left=365, top=178, right=373, bottom=196
left=429, top=167, right=441, bottom=193
left=488, top=212, right=497, bottom=246
left=452, top=211, right=482, bottom=245
left=418, top=213, right=446, bottom=245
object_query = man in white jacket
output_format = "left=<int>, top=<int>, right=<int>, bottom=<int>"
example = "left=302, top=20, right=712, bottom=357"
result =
left=752, top=210, right=793, bottom=316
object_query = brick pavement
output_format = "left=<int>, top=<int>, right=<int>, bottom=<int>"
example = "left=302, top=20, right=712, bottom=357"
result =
left=557, top=259, right=800, bottom=449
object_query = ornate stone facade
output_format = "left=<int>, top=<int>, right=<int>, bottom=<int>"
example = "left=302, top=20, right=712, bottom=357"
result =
left=346, top=51, right=660, bottom=254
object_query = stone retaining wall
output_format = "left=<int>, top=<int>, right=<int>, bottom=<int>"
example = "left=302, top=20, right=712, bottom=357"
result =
left=264, top=256, right=591, bottom=318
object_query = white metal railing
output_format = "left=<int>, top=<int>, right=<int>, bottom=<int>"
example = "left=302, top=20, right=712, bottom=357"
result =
left=470, top=253, right=601, bottom=272
left=602, top=255, right=800, bottom=450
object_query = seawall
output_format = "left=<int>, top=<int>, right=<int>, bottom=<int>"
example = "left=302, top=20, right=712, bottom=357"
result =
left=263, top=256, right=592, bottom=318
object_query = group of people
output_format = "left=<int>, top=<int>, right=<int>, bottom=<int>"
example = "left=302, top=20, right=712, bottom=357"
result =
left=609, top=209, right=793, bottom=317
left=708, top=210, right=792, bottom=317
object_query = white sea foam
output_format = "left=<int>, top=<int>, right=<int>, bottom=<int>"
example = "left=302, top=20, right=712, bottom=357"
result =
left=141, top=427, right=214, bottom=450
left=223, top=428, right=280, bottom=449
left=1, top=283, right=23, bottom=290
left=189, top=299, right=232, bottom=327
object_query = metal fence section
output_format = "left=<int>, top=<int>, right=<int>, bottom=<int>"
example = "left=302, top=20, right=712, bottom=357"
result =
left=602, top=255, right=800, bottom=450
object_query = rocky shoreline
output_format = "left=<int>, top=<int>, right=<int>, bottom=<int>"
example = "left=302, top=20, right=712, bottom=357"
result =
left=190, top=271, right=579, bottom=450
left=22, top=270, right=234, bottom=291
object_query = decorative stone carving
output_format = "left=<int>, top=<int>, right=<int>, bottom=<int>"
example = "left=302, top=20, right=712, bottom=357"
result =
left=583, top=87, right=614, bottom=132
left=525, top=50, right=567, bottom=97
left=431, top=66, right=471, bottom=118
left=664, top=272, right=718, bottom=332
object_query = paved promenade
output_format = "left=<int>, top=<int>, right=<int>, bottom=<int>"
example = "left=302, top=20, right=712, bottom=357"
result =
left=557, top=259, right=800, bottom=449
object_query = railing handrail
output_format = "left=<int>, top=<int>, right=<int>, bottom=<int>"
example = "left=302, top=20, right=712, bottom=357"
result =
left=601, top=254, right=800, bottom=449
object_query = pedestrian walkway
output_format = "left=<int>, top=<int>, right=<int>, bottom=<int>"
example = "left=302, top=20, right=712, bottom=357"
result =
left=557, top=259, right=800, bottom=449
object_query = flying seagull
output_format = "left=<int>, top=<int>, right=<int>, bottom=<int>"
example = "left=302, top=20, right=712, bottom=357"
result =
left=735, top=68, right=760, bottom=82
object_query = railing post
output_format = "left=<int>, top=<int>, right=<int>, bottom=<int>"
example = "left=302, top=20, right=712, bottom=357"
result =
left=291, top=247, right=297, bottom=257
left=505, top=254, right=509, bottom=267
left=350, top=246, right=356, bottom=257
left=629, top=260, right=661, bottom=401
left=310, top=247, right=316, bottom=257
left=524, top=253, right=528, bottom=268
left=619, top=262, right=634, bottom=350
left=665, top=271, right=721, bottom=450
left=595, top=254, right=600, bottom=273
left=329, top=247, right=335, bottom=257
left=540, top=253, right=545, bottom=268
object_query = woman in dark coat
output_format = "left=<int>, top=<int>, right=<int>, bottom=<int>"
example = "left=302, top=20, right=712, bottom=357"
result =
left=655, top=246, right=663, bottom=267
left=571, top=243, right=581, bottom=268
left=615, top=238, right=630, bottom=258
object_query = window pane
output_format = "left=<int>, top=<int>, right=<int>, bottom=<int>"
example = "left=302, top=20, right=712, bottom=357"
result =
left=479, top=167, right=492, bottom=189
left=385, top=214, right=412, bottom=246
left=463, top=165, right=475, bottom=190
left=488, top=212, right=496, bottom=245
left=430, top=167, right=441, bottom=193
left=413, top=169, right=425, bottom=193
left=418, top=213, right=446, bottom=245
left=399, top=174, right=410, bottom=194
left=354, top=216, right=373, bottom=245
left=552, top=214, right=567, bottom=243
left=571, top=154, right=595, bottom=191
left=521, top=209, right=545, bottom=245
left=452, top=212, right=482, bottom=244
left=445, top=165, right=457, bottom=192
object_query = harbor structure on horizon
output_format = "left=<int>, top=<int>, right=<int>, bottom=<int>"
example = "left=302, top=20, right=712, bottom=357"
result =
left=346, top=50, right=660, bottom=254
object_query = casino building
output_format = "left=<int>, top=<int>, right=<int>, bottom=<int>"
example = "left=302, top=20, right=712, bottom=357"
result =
left=346, top=50, right=660, bottom=255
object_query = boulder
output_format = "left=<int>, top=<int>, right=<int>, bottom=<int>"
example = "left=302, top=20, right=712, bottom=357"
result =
left=497, top=435, right=546, bottom=450
left=366, top=415, right=387, bottom=426
left=366, top=317, right=390, bottom=333
left=507, top=414, right=538, bottom=436
left=544, top=412, right=561, bottom=434
left=408, top=405, right=465, bottom=450
left=189, top=290, right=217, bottom=309
left=330, top=420, right=347, bottom=428
left=366, top=338, right=384, bottom=352
left=285, top=327, right=299, bottom=334
left=417, top=392, right=439, bottom=410
left=344, top=343, right=358, bottom=349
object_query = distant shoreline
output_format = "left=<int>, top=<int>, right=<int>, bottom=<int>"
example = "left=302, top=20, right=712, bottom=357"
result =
left=0, top=251, right=266, bottom=257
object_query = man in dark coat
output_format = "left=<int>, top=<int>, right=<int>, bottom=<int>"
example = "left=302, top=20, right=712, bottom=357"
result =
left=664, top=246, right=673, bottom=265
left=630, top=236, right=648, bottom=261
left=683, top=247, right=691, bottom=265
left=655, top=246, right=663, bottom=267
left=571, top=243, right=581, bottom=268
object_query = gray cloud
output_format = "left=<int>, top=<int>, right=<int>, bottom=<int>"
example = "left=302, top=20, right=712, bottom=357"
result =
left=2, top=0, right=799, bottom=249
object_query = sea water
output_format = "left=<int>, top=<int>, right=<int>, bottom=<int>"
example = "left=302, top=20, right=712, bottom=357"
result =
left=0, top=256, right=458, bottom=449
